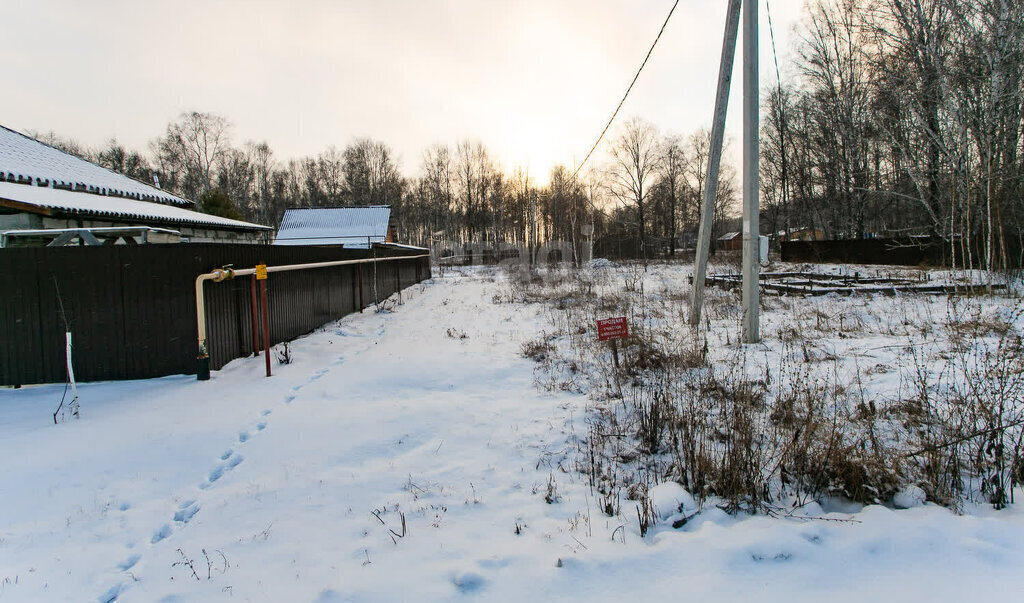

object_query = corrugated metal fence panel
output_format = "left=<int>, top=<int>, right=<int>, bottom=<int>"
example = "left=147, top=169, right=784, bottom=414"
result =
left=0, top=244, right=430, bottom=385
left=780, top=237, right=1021, bottom=268
left=57, top=248, right=128, bottom=380
left=0, top=249, right=45, bottom=384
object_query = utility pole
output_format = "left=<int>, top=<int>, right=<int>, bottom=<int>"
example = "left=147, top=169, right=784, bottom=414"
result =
left=689, top=0, right=760, bottom=343
left=741, top=0, right=760, bottom=343
left=689, top=0, right=742, bottom=327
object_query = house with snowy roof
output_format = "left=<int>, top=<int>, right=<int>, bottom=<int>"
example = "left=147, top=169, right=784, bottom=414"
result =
left=274, top=206, right=395, bottom=248
left=0, top=125, right=271, bottom=246
left=718, top=231, right=742, bottom=251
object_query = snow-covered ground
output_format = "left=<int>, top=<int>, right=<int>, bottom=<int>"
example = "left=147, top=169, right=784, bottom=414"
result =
left=2, top=267, right=1023, bottom=602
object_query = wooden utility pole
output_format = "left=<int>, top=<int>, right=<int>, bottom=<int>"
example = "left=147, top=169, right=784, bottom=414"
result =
left=689, top=0, right=742, bottom=327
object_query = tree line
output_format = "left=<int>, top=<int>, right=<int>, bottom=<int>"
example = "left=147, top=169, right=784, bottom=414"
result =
left=36, top=111, right=739, bottom=262
left=762, top=0, right=1024, bottom=270
left=34, top=0, right=1020, bottom=268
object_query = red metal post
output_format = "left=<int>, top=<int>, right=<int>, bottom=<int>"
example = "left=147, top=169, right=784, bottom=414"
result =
left=260, top=277, right=271, bottom=377
left=250, top=274, right=260, bottom=357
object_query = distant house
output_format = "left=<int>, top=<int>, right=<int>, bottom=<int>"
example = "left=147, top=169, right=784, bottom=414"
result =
left=718, top=231, right=742, bottom=251
left=776, top=226, right=825, bottom=242
left=0, top=125, right=271, bottom=246
left=274, top=206, right=395, bottom=248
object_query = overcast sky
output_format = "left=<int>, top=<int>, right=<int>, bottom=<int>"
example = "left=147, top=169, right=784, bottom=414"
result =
left=2, top=0, right=807, bottom=183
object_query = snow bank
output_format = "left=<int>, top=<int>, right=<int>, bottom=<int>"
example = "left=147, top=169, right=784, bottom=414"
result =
left=586, top=258, right=617, bottom=269
left=893, top=485, right=927, bottom=509
left=648, top=482, right=697, bottom=519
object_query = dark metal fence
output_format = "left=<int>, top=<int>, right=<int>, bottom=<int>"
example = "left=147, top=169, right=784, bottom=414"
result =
left=781, top=238, right=946, bottom=266
left=782, top=236, right=1023, bottom=268
left=0, top=244, right=430, bottom=385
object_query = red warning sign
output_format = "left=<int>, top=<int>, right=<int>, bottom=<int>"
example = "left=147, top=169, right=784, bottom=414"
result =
left=597, top=317, right=628, bottom=341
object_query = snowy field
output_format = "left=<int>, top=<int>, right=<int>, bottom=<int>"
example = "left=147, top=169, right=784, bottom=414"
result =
left=2, top=265, right=1024, bottom=602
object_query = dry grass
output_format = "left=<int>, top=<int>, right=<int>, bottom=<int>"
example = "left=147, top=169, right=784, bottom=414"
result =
left=508, top=260, right=1024, bottom=520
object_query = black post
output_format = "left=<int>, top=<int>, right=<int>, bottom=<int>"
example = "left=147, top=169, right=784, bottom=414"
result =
left=197, top=349, right=210, bottom=381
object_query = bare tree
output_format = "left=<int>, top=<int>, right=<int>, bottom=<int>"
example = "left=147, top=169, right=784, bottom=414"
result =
left=420, top=144, right=455, bottom=241
left=606, top=118, right=662, bottom=261
left=799, top=0, right=875, bottom=238
left=343, top=138, right=403, bottom=207
left=215, top=147, right=253, bottom=214
left=454, top=141, right=497, bottom=242
left=872, top=0, right=953, bottom=232
left=30, top=130, right=90, bottom=159
left=246, top=141, right=278, bottom=225
left=687, top=129, right=738, bottom=245
left=658, top=135, right=690, bottom=255
left=96, top=139, right=152, bottom=183
left=546, top=165, right=589, bottom=262
left=317, top=146, right=346, bottom=202
left=155, top=111, right=232, bottom=202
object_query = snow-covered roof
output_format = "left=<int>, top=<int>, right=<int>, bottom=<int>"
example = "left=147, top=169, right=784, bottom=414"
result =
left=0, top=125, right=190, bottom=207
left=0, top=181, right=271, bottom=231
left=0, top=125, right=269, bottom=232
left=275, top=206, right=391, bottom=247
left=719, top=231, right=741, bottom=240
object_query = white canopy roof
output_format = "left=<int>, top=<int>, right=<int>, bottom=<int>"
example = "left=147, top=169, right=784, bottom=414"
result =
left=0, top=181, right=270, bottom=231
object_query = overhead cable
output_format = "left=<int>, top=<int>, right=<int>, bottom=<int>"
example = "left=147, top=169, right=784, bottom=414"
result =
left=569, top=0, right=681, bottom=186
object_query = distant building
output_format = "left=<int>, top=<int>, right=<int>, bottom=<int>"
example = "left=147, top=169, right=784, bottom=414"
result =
left=0, top=125, right=271, bottom=246
left=776, top=227, right=825, bottom=242
left=274, top=206, right=396, bottom=248
left=718, top=231, right=742, bottom=251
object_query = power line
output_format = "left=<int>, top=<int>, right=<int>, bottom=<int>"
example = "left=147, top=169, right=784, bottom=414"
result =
left=765, top=0, right=790, bottom=233
left=765, top=0, right=784, bottom=90
left=569, top=0, right=680, bottom=186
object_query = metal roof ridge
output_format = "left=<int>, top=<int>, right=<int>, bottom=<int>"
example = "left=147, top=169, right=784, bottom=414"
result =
left=0, top=181, right=272, bottom=231
left=0, top=124, right=193, bottom=207
left=286, top=205, right=392, bottom=210
left=0, top=172, right=190, bottom=207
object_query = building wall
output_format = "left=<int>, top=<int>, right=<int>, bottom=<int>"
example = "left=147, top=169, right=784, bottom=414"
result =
left=780, top=228, right=825, bottom=242
left=0, top=210, right=267, bottom=244
left=719, top=236, right=742, bottom=251
left=0, top=212, right=42, bottom=230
